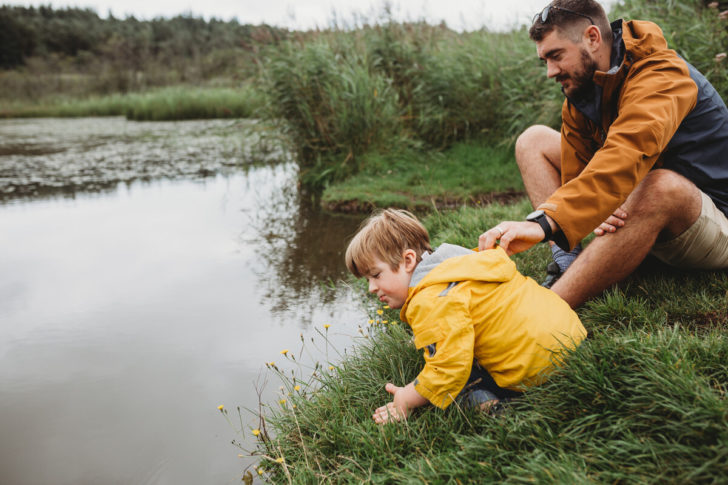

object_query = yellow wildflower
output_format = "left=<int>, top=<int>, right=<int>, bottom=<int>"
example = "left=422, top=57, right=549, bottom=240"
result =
left=383, top=305, right=390, bottom=309
left=294, top=385, right=301, bottom=391
left=368, top=319, right=374, bottom=324
left=268, top=361, right=275, bottom=367
left=382, top=320, right=388, bottom=324
left=258, top=469, right=264, bottom=475
left=252, top=429, right=261, bottom=436
left=217, top=405, right=224, bottom=411
left=329, top=365, right=335, bottom=370
left=323, top=324, right=331, bottom=329
left=279, top=399, right=286, bottom=405
left=276, top=457, right=284, bottom=463
left=376, top=309, right=384, bottom=315
left=280, top=349, right=289, bottom=355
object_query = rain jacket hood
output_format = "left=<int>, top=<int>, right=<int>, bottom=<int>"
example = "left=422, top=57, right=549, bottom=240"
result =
left=406, top=243, right=516, bottom=291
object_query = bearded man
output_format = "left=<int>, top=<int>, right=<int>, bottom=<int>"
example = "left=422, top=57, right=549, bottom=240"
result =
left=479, top=0, right=728, bottom=308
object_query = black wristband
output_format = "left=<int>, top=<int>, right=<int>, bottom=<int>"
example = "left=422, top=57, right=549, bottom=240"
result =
left=526, top=210, right=553, bottom=242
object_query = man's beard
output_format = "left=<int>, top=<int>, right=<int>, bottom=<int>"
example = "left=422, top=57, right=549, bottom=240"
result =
left=557, top=48, right=598, bottom=101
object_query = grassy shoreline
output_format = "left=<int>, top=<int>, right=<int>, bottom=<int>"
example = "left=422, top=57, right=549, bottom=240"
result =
left=2, top=1, right=725, bottom=481
left=246, top=202, right=728, bottom=483
left=319, top=142, right=525, bottom=213
left=238, top=3, right=728, bottom=478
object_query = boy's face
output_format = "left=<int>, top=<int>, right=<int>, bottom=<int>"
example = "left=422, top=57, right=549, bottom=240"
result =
left=365, top=251, right=416, bottom=309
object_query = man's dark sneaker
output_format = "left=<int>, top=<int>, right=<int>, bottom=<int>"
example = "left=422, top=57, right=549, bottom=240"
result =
left=541, top=261, right=562, bottom=289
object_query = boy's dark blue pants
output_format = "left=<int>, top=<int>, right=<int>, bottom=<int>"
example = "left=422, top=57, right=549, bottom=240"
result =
left=458, top=360, right=522, bottom=407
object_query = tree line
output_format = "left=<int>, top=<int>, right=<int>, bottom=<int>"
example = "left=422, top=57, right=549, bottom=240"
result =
left=0, top=5, right=288, bottom=71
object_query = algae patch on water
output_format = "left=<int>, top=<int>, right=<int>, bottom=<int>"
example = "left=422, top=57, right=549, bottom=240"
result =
left=0, top=118, right=288, bottom=199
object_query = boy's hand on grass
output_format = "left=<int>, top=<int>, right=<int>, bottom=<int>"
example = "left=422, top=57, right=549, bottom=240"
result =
left=373, top=383, right=409, bottom=424
left=372, top=382, right=428, bottom=424
left=373, top=400, right=407, bottom=424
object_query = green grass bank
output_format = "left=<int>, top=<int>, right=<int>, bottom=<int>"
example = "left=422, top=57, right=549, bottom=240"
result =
left=237, top=1, right=728, bottom=481
left=244, top=201, right=728, bottom=483
left=319, top=143, right=524, bottom=212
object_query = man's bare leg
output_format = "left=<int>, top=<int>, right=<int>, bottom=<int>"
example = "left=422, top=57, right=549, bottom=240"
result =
left=552, top=169, right=702, bottom=308
left=515, top=125, right=562, bottom=208
left=516, top=125, right=580, bottom=279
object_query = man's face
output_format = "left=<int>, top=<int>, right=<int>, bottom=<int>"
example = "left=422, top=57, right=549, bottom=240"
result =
left=536, top=29, right=598, bottom=100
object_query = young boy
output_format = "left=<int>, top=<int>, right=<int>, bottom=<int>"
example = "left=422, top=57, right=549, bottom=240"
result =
left=345, top=209, right=586, bottom=423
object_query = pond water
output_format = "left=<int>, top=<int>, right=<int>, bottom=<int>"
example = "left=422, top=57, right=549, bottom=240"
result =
left=0, top=118, right=371, bottom=484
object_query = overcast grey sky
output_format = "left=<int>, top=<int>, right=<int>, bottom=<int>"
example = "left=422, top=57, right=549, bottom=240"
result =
left=9, top=0, right=619, bottom=31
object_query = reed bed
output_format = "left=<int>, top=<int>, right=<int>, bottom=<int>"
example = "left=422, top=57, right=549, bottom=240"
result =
left=259, top=0, right=727, bottom=188
left=0, top=85, right=264, bottom=120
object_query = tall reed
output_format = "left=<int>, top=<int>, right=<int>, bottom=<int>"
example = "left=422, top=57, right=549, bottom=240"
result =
left=614, top=0, right=728, bottom=96
left=260, top=0, right=727, bottom=187
left=262, top=36, right=403, bottom=185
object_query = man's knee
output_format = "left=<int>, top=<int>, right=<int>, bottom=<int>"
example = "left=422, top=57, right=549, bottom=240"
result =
left=515, top=125, right=560, bottom=168
left=629, top=169, right=702, bottom=222
left=634, top=170, right=699, bottom=206
left=515, top=125, right=556, bottom=155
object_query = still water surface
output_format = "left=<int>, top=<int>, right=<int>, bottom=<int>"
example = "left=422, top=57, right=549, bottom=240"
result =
left=0, top=119, right=369, bottom=484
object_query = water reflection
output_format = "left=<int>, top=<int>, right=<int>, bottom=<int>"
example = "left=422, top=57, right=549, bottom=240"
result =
left=247, top=181, right=366, bottom=324
left=0, top=118, right=370, bottom=485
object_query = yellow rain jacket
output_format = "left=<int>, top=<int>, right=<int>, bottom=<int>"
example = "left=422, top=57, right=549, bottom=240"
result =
left=400, top=244, right=586, bottom=409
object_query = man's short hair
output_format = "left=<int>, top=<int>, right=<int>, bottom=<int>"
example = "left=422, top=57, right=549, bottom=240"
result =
left=529, top=0, right=612, bottom=45
left=345, top=208, right=432, bottom=278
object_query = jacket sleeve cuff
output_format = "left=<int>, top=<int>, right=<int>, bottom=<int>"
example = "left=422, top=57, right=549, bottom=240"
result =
left=538, top=204, right=574, bottom=251
left=413, top=377, right=457, bottom=410
left=551, top=230, right=571, bottom=251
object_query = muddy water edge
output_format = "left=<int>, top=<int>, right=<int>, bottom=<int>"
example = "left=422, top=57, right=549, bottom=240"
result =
left=0, top=117, right=371, bottom=484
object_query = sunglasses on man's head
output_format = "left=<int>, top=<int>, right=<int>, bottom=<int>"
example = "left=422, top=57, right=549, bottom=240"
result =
left=533, top=5, right=595, bottom=25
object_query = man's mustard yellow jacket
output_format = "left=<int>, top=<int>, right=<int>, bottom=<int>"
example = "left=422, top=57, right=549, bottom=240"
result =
left=400, top=244, right=586, bottom=410
left=540, top=19, right=728, bottom=251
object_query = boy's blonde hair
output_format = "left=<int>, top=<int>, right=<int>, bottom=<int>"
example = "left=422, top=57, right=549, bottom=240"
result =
left=345, top=208, right=432, bottom=278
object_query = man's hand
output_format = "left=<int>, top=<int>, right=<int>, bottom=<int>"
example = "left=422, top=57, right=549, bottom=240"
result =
left=478, top=221, right=548, bottom=255
left=594, top=206, right=628, bottom=236
left=372, top=382, right=427, bottom=424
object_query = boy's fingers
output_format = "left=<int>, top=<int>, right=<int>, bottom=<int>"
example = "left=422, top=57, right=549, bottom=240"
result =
left=373, top=412, right=390, bottom=424
left=372, top=403, right=404, bottom=424
left=384, top=383, right=399, bottom=395
left=387, top=404, right=403, bottom=421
